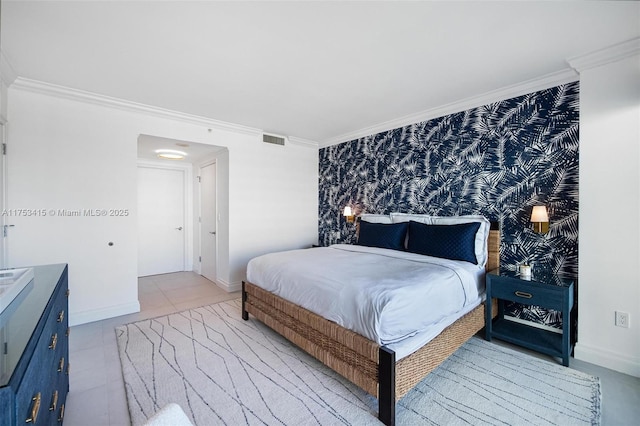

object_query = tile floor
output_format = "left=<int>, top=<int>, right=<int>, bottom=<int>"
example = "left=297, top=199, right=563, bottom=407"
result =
left=63, top=272, right=639, bottom=425
left=63, top=272, right=239, bottom=426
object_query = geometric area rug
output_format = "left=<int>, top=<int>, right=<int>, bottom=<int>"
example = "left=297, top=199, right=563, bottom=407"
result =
left=116, top=299, right=601, bottom=426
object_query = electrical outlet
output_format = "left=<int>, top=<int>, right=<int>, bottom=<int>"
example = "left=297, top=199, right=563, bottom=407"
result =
left=615, top=311, right=630, bottom=328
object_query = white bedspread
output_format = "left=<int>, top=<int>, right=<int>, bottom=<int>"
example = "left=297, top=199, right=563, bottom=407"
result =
left=246, top=244, right=484, bottom=348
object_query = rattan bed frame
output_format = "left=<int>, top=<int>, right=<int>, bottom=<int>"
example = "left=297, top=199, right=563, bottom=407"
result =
left=242, top=227, right=500, bottom=426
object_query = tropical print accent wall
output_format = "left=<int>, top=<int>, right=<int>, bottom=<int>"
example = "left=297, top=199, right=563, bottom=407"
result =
left=318, top=82, right=579, bottom=329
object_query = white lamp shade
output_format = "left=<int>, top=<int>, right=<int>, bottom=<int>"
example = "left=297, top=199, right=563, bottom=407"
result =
left=343, top=206, right=353, bottom=217
left=530, top=205, right=549, bottom=223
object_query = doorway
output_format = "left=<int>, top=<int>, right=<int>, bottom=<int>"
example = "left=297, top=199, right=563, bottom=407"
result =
left=137, top=165, right=187, bottom=276
left=199, top=161, right=217, bottom=282
left=136, top=135, right=226, bottom=284
left=0, top=123, right=5, bottom=268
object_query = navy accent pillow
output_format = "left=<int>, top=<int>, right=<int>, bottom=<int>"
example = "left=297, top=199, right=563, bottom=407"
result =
left=407, top=221, right=481, bottom=264
left=357, top=221, right=408, bottom=251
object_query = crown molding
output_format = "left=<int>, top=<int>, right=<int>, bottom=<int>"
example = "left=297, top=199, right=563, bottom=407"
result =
left=288, top=136, right=319, bottom=148
left=568, top=37, right=640, bottom=72
left=319, top=67, right=579, bottom=148
left=10, top=77, right=263, bottom=137
left=0, top=50, right=18, bottom=86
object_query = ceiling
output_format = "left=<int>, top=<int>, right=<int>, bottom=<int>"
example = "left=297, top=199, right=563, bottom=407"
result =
left=137, top=134, right=224, bottom=163
left=2, top=1, right=639, bottom=145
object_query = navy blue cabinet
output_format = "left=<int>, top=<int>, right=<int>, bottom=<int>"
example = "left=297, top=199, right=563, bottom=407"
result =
left=485, top=268, right=574, bottom=366
left=0, top=264, right=69, bottom=425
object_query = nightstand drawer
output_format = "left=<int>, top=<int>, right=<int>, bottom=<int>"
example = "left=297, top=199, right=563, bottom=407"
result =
left=488, top=276, right=566, bottom=310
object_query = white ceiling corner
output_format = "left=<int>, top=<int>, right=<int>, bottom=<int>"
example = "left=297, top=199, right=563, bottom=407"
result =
left=567, top=37, right=640, bottom=73
left=10, top=77, right=263, bottom=137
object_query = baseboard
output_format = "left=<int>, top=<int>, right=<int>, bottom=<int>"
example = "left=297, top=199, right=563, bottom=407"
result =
left=69, top=300, right=140, bottom=327
left=215, top=278, right=242, bottom=293
left=574, top=342, right=640, bottom=378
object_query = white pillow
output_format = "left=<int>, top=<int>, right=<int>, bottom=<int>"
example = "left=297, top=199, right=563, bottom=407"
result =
left=143, top=403, right=194, bottom=426
left=389, top=212, right=431, bottom=224
left=430, top=215, right=491, bottom=267
left=359, top=214, right=392, bottom=224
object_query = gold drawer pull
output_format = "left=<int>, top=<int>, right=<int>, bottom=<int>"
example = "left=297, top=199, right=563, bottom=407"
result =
left=515, top=291, right=533, bottom=299
left=58, top=357, right=65, bottom=372
left=57, top=310, right=65, bottom=323
left=49, top=333, right=58, bottom=350
left=66, top=362, right=71, bottom=375
left=65, top=289, right=70, bottom=297
left=49, top=390, right=59, bottom=411
left=58, top=404, right=65, bottom=423
left=25, top=392, right=41, bottom=423
left=66, top=327, right=70, bottom=337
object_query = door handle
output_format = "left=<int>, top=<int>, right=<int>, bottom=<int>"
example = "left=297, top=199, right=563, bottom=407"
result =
left=209, top=231, right=216, bottom=235
left=176, top=227, right=183, bottom=231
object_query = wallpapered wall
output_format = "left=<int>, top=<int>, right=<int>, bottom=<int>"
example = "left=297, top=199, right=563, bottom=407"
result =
left=318, top=82, right=579, bottom=328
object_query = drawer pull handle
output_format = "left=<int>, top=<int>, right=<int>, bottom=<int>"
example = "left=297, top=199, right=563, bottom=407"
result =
left=66, top=362, right=71, bottom=375
left=57, top=310, right=65, bottom=323
left=58, top=404, right=65, bottom=423
left=66, top=327, right=70, bottom=337
left=50, top=390, right=59, bottom=411
left=65, top=289, right=70, bottom=297
left=49, top=333, right=58, bottom=350
left=515, top=291, right=533, bottom=299
left=58, top=357, right=65, bottom=372
left=25, top=392, right=41, bottom=423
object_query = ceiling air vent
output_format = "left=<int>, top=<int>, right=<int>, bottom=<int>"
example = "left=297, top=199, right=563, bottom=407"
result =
left=262, top=134, right=286, bottom=146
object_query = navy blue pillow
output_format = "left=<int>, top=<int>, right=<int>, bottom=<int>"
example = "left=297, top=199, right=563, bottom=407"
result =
left=407, top=221, right=481, bottom=264
left=357, top=221, right=407, bottom=251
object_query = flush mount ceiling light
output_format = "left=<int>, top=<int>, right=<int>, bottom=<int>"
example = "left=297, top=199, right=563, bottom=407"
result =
left=155, top=149, right=187, bottom=160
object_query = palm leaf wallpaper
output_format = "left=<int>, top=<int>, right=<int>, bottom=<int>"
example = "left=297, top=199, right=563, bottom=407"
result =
left=318, top=82, right=579, bottom=329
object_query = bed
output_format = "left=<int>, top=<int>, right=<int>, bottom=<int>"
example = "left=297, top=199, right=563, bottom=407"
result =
left=242, top=214, right=500, bottom=425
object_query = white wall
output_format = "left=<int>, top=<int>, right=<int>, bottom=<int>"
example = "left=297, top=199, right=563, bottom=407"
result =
left=6, top=85, right=318, bottom=326
left=228, top=138, right=320, bottom=280
left=574, top=50, right=640, bottom=377
left=0, top=80, right=7, bottom=268
left=0, top=79, right=7, bottom=122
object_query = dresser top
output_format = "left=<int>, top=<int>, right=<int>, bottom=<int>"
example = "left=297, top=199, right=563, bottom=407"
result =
left=0, top=263, right=68, bottom=387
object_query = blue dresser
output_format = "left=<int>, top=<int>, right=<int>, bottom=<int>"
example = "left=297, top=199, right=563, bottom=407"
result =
left=0, top=264, right=69, bottom=425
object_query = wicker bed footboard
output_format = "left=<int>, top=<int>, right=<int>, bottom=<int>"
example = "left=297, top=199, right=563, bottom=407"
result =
left=242, top=281, right=496, bottom=426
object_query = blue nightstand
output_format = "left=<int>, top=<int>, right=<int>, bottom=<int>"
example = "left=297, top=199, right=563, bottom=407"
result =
left=485, top=268, right=574, bottom=366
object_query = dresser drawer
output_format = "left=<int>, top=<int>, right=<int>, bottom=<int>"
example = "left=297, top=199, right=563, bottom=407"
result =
left=0, top=265, right=68, bottom=426
left=488, top=275, right=567, bottom=310
left=15, top=300, right=66, bottom=424
left=48, top=271, right=70, bottom=424
left=15, top=339, right=57, bottom=425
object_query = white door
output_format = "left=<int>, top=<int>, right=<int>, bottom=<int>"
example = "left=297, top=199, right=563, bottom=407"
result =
left=0, top=123, right=5, bottom=268
left=200, top=162, right=217, bottom=282
left=138, top=166, right=185, bottom=276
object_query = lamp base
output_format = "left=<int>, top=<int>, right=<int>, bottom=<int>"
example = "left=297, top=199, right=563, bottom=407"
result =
left=533, top=222, right=549, bottom=233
